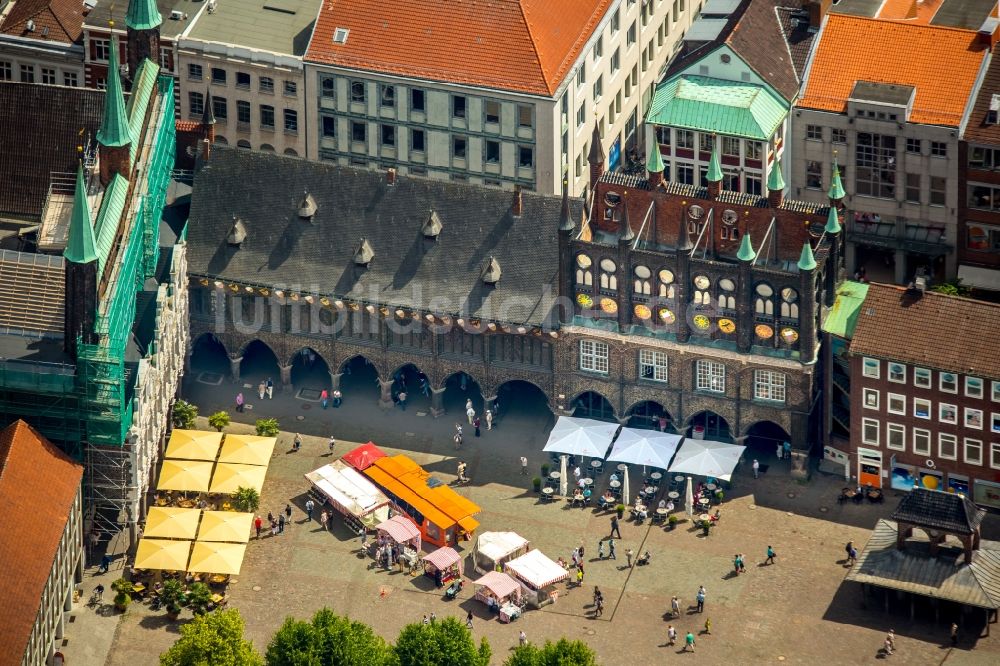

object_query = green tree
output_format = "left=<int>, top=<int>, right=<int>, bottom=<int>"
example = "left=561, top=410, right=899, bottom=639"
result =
left=264, top=608, right=394, bottom=666
left=160, top=578, right=186, bottom=618
left=209, top=410, right=231, bottom=432
left=394, top=617, right=489, bottom=666
left=504, top=639, right=598, bottom=666
left=110, top=577, right=133, bottom=612
left=930, top=280, right=971, bottom=297
left=265, top=618, right=318, bottom=666
left=232, top=486, right=261, bottom=513
left=160, top=608, right=263, bottom=666
left=172, top=399, right=198, bottom=429
left=255, top=418, right=280, bottom=437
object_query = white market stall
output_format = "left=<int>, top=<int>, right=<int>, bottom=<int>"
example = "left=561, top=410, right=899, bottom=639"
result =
left=505, top=549, right=569, bottom=608
left=668, top=439, right=747, bottom=482
left=304, top=460, right=392, bottom=532
left=473, top=571, right=524, bottom=622
left=472, top=531, right=531, bottom=574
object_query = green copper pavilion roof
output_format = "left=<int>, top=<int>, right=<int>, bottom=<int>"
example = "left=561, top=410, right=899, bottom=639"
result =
left=825, top=206, right=842, bottom=234
left=706, top=140, right=722, bottom=182
left=64, top=164, right=98, bottom=264
left=97, top=39, right=131, bottom=148
left=767, top=158, right=785, bottom=192
left=646, top=75, right=788, bottom=141
left=737, top=233, right=756, bottom=262
left=646, top=141, right=664, bottom=174
left=828, top=160, right=846, bottom=200
left=126, top=0, right=162, bottom=31
left=821, top=281, right=869, bottom=339
left=798, top=242, right=817, bottom=272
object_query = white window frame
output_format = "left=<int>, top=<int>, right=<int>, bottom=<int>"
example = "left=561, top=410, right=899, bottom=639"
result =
left=863, top=388, right=879, bottom=410
left=965, top=438, right=983, bottom=466
left=914, top=367, right=931, bottom=388
left=992, top=380, right=1000, bottom=402
left=966, top=376, right=984, bottom=399
left=913, top=428, right=931, bottom=455
left=754, top=370, right=786, bottom=403
left=579, top=340, right=609, bottom=374
left=939, top=372, right=958, bottom=393
left=913, top=398, right=931, bottom=419
left=862, top=417, right=880, bottom=445
left=886, top=423, right=905, bottom=451
left=939, top=403, right=957, bottom=424
left=992, top=442, right=1000, bottom=470
left=638, top=349, right=668, bottom=383
left=887, top=393, right=906, bottom=415
left=992, top=412, right=1000, bottom=435
left=887, top=362, right=906, bottom=384
left=965, top=407, right=983, bottom=430
left=696, top=360, right=726, bottom=393
left=938, top=433, right=958, bottom=460
left=862, top=357, right=880, bottom=378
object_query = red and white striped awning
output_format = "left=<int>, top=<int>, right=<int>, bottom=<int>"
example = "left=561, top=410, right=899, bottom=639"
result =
left=474, top=571, right=521, bottom=600
left=376, top=515, right=421, bottom=547
left=422, top=546, right=461, bottom=571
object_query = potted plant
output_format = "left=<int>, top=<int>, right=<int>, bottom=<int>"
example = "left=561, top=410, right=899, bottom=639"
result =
left=208, top=410, right=230, bottom=432
left=160, top=579, right=186, bottom=620
left=667, top=515, right=679, bottom=531
left=111, top=577, right=133, bottom=612
left=172, top=399, right=198, bottom=429
left=255, top=417, right=280, bottom=437
left=187, top=582, right=213, bottom=616
left=541, top=463, right=551, bottom=477
left=231, top=486, right=260, bottom=513
left=615, top=504, right=626, bottom=519
left=714, top=489, right=724, bottom=503
left=532, top=476, right=542, bottom=493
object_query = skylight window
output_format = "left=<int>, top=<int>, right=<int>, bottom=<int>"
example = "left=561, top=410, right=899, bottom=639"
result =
left=333, top=28, right=349, bottom=44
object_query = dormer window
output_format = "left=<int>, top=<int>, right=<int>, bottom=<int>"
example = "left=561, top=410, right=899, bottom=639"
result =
left=297, top=190, right=317, bottom=220
left=422, top=209, right=443, bottom=239
left=482, top=256, right=501, bottom=284
left=227, top=216, right=247, bottom=246
left=354, top=238, right=374, bottom=266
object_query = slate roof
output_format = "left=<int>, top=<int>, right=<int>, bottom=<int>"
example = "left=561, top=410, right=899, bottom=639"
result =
left=891, top=488, right=986, bottom=535
left=0, top=83, right=104, bottom=221
left=304, top=0, right=615, bottom=96
left=962, top=49, right=1000, bottom=145
left=0, top=421, right=83, bottom=661
left=848, top=283, right=1000, bottom=378
left=799, top=14, right=988, bottom=126
left=0, top=0, right=85, bottom=43
left=186, top=147, right=584, bottom=326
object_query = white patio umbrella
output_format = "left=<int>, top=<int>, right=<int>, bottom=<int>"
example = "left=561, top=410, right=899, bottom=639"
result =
left=622, top=466, right=630, bottom=505
left=669, top=439, right=747, bottom=482
left=685, top=476, right=694, bottom=517
left=606, top=428, right=683, bottom=473
left=559, top=454, right=568, bottom=497
left=542, top=416, right=620, bottom=459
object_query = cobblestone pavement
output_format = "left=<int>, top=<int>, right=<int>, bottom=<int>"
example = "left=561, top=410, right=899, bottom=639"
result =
left=98, top=404, right=1000, bottom=665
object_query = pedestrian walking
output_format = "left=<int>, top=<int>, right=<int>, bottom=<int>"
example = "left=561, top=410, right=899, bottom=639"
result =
left=571, top=547, right=580, bottom=568
left=320, top=389, right=329, bottom=409
left=667, top=625, right=677, bottom=646
left=466, top=405, right=475, bottom=425
left=235, top=393, right=244, bottom=412
left=486, top=409, right=493, bottom=430
left=739, top=553, right=746, bottom=573
left=519, top=630, right=527, bottom=646
left=684, top=632, right=695, bottom=652
left=254, top=515, right=262, bottom=539
left=266, top=377, right=274, bottom=399
left=473, top=416, right=481, bottom=437
left=270, top=519, right=277, bottom=537
left=277, top=513, right=285, bottom=534
left=579, top=545, right=585, bottom=560
left=466, top=611, right=473, bottom=629
left=733, top=554, right=741, bottom=575
left=593, top=586, right=601, bottom=606
left=595, top=595, right=604, bottom=617
left=268, top=511, right=275, bottom=524
left=465, top=397, right=473, bottom=413
left=293, top=433, right=302, bottom=452
left=398, top=391, right=407, bottom=411
left=258, top=381, right=266, bottom=400
left=598, top=539, right=605, bottom=559
left=765, top=545, right=776, bottom=565
left=320, top=510, right=328, bottom=530
left=284, top=504, right=292, bottom=521
left=847, top=543, right=858, bottom=566
left=576, top=567, right=584, bottom=587
left=696, top=585, right=706, bottom=613
left=610, top=516, right=622, bottom=539
left=704, top=618, right=712, bottom=635
left=671, top=596, right=680, bottom=618
left=429, top=612, right=436, bottom=623
left=626, top=548, right=634, bottom=567
left=951, top=622, right=959, bottom=646
left=752, top=459, right=760, bottom=479
left=328, top=436, right=336, bottom=455
left=608, top=538, right=617, bottom=560
left=783, top=441, right=792, bottom=459
left=573, top=466, right=581, bottom=483
left=884, top=630, right=895, bottom=655
left=520, top=456, right=528, bottom=475
left=422, top=614, right=429, bottom=625
left=305, top=498, right=315, bottom=521
left=98, top=554, right=111, bottom=574
left=454, top=432, right=463, bottom=449
left=776, top=442, right=783, bottom=460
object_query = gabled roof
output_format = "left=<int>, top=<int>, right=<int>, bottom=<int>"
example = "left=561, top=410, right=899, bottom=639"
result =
left=799, top=14, right=987, bottom=126
left=646, top=74, right=788, bottom=139
left=848, top=282, right=1000, bottom=378
left=963, top=48, right=1000, bottom=145
left=0, top=0, right=85, bottom=44
left=305, top=0, right=616, bottom=96
left=0, top=83, right=104, bottom=221
left=891, top=488, right=986, bottom=535
left=0, top=421, right=83, bottom=660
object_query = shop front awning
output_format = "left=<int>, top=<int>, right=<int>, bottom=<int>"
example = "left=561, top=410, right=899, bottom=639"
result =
left=958, top=264, right=1000, bottom=291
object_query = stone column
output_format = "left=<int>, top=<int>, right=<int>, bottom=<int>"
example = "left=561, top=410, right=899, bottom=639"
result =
left=330, top=372, right=342, bottom=391
left=894, top=248, right=907, bottom=284
left=483, top=395, right=497, bottom=414
left=279, top=363, right=293, bottom=394
left=430, top=387, right=446, bottom=417
left=789, top=450, right=810, bottom=481
left=378, top=379, right=394, bottom=409
left=228, top=355, right=243, bottom=383
left=184, top=348, right=193, bottom=373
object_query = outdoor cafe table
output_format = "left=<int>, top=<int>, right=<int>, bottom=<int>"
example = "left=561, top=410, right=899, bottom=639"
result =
left=549, top=471, right=561, bottom=480
left=609, top=480, right=621, bottom=489
left=590, top=460, right=603, bottom=470
left=582, top=478, right=593, bottom=486
left=705, top=483, right=717, bottom=492
left=655, top=508, right=668, bottom=517
left=698, top=498, right=710, bottom=507
left=542, top=487, right=555, bottom=497
left=617, top=464, right=628, bottom=473
left=674, top=475, right=686, bottom=484
left=699, top=514, right=711, bottom=522
left=668, top=491, right=679, bottom=499
left=650, top=472, right=663, bottom=481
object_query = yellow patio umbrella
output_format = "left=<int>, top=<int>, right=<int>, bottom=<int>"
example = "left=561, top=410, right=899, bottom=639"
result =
left=198, top=511, right=253, bottom=543
left=165, top=429, right=223, bottom=461
left=134, top=538, right=192, bottom=571
left=209, top=462, right=267, bottom=494
left=158, top=459, right=214, bottom=493
left=218, top=434, right=277, bottom=466
left=144, top=507, right=201, bottom=540
left=188, top=541, right=247, bottom=575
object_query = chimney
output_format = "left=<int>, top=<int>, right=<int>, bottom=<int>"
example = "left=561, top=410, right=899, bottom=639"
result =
left=806, top=0, right=832, bottom=29
left=512, top=184, right=523, bottom=217
left=386, top=167, right=397, bottom=186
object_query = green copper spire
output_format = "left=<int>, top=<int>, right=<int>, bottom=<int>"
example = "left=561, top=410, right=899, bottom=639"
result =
left=97, top=39, right=131, bottom=148
left=825, top=206, right=842, bottom=234
left=828, top=158, right=846, bottom=200
left=646, top=140, right=664, bottom=175
left=706, top=137, right=722, bottom=182
left=798, top=242, right=817, bottom=272
left=126, top=0, right=162, bottom=30
left=64, top=164, right=98, bottom=264
left=737, top=233, right=756, bottom=262
left=766, top=159, right=785, bottom=192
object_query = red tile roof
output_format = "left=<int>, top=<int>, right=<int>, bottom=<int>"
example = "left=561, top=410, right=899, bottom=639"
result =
left=848, top=283, right=1000, bottom=378
left=0, top=0, right=85, bottom=44
left=305, top=0, right=615, bottom=96
left=799, top=14, right=987, bottom=126
left=0, top=421, right=83, bottom=662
